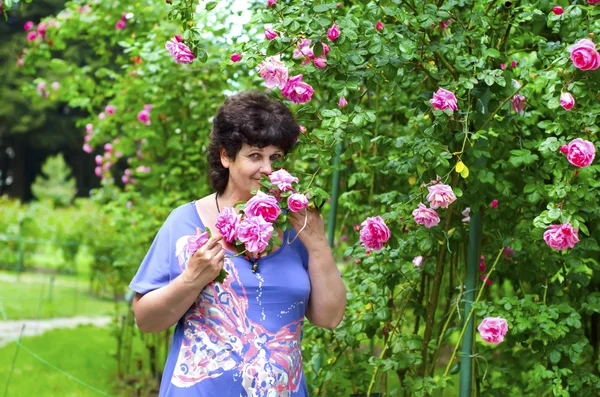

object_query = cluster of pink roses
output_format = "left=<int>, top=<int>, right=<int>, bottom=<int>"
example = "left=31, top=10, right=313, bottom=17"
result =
left=412, top=182, right=457, bottom=228
left=478, top=317, right=508, bottom=344
left=24, top=20, right=49, bottom=41
left=94, top=139, right=122, bottom=179
left=293, top=39, right=330, bottom=69
left=35, top=81, right=59, bottom=98
left=165, top=35, right=195, bottom=64
left=542, top=138, right=595, bottom=250
left=257, top=58, right=314, bottom=104
left=214, top=169, right=309, bottom=254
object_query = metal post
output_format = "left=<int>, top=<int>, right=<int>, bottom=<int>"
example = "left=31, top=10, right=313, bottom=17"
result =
left=312, top=140, right=343, bottom=394
left=327, top=141, right=343, bottom=248
left=459, top=209, right=481, bottom=396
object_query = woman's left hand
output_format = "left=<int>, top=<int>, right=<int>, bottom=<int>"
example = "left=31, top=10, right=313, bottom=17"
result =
left=288, top=207, right=328, bottom=250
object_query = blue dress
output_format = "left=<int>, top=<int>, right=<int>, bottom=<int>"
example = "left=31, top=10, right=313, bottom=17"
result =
left=129, top=202, right=311, bottom=397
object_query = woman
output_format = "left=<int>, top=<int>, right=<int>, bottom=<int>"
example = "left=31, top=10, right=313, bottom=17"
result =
left=129, top=91, right=347, bottom=397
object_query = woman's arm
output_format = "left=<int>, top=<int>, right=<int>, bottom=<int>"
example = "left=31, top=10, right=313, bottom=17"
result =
left=304, top=241, right=347, bottom=328
left=132, top=235, right=225, bottom=333
left=289, top=209, right=346, bottom=329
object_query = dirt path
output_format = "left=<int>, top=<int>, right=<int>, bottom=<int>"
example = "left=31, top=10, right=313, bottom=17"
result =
left=0, top=316, right=112, bottom=348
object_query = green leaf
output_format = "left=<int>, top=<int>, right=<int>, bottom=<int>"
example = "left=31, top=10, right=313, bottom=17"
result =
left=196, top=49, right=208, bottom=63
left=313, top=3, right=337, bottom=12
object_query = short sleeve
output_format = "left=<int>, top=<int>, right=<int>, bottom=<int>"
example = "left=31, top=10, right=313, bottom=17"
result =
left=129, top=214, right=175, bottom=295
left=288, top=229, right=309, bottom=270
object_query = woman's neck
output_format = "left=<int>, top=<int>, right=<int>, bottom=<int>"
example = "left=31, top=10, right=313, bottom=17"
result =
left=217, top=186, right=252, bottom=211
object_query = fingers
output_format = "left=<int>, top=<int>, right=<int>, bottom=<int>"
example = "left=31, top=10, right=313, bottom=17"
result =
left=204, top=234, right=223, bottom=250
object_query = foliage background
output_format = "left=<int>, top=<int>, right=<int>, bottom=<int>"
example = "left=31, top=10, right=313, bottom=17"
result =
left=5, top=0, right=600, bottom=395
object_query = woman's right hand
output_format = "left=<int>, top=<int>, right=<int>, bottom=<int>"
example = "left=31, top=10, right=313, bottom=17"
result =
left=182, top=234, right=225, bottom=286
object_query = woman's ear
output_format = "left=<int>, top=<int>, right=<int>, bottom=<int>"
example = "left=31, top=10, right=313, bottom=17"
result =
left=219, top=147, right=231, bottom=169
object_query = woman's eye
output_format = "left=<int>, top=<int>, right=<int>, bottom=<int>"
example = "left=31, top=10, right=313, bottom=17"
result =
left=249, top=153, right=260, bottom=159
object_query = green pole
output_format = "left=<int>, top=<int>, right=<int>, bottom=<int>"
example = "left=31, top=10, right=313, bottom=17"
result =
left=459, top=209, right=481, bottom=396
left=327, top=141, right=343, bottom=248
left=312, top=140, right=343, bottom=393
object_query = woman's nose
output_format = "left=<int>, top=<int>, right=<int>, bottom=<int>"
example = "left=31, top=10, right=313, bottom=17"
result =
left=260, top=160, right=273, bottom=175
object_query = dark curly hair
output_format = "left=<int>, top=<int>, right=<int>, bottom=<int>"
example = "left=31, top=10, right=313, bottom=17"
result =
left=208, top=90, right=300, bottom=194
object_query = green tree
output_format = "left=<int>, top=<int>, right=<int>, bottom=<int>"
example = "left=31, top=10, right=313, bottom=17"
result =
left=31, top=152, right=77, bottom=206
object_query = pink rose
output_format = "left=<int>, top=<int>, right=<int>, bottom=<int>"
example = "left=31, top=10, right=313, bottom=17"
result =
left=327, top=23, right=340, bottom=41
left=479, top=256, right=486, bottom=272
left=288, top=193, right=308, bottom=212
left=27, top=31, right=37, bottom=41
left=293, top=39, right=314, bottom=60
left=299, top=125, right=306, bottom=134
left=481, top=275, right=492, bottom=286
left=37, top=22, right=47, bottom=36
left=510, top=60, right=517, bottom=68
left=105, top=104, right=115, bottom=115
left=375, top=21, right=384, bottom=31
left=313, top=57, right=327, bottom=69
left=165, top=37, right=195, bottom=64
left=94, top=166, right=102, bottom=177
left=264, top=28, right=277, bottom=40
left=461, top=207, right=470, bottom=223
left=560, top=92, right=575, bottom=110
left=51, top=82, right=60, bottom=91
left=570, top=39, right=600, bottom=71
left=257, top=58, right=289, bottom=90
left=589, top=0, right=600, bottom=3
left=503, top=246, right=515, bottom=260
left=95, top=155, right=102, bottom=165
left=230, top=53, right=242, bottom=62
left=215, top=207, right=241, bottom=243
left=426, top=183, right=456, bottom=209
left=269, top=169, right=298, bottom=191
left=98, top=112, right=106, bottom=120
left=412, top=256, right=423, bottom=267
left=563, top=138, right=595, bottom=167
left=281, top=74, right=314, bottom=104
left=429, top=88, right=458, bottom=111
left=543, top=222, right=579, bottom=250
left=552, top=6, right=564, bottom=15
left=115, top=19, right=126, bottom=30
left=412, top=203, right=440, bottom=228
left=136, top=166, right=151, bottom=173
left=143, top=104, right=152, bottom=112
left=500, top=63, right=506, bottom=70
left=24, top=21, right=34, bottom=31
left=338, top=97, right=348, bottom=108
left=237, top=216, right=274, bottom=253
left=478, top=317, right=508, bottom=344
left=85, top=123, right=93, bottom=134
left=83, top=143, right=93, bottom=153
left=104, top=143, right=113, bottom=152
left=186, top=227, right=210, bottom=255
left=511, top=94, right=526, bottom=113
left=268, top=0, right=277, bottom=6
left=137, top=109, right=151, bottom=125
left=490, top=199, right=498, bottom=208
left=359, top=216, right=391, bottom=250
left=245, top=191, right=281, bottom=222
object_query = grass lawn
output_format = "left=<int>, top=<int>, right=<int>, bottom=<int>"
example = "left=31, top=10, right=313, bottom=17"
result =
left=0, top=325, right=124, bottom=397
left=0, top=270, right=123, bottom=320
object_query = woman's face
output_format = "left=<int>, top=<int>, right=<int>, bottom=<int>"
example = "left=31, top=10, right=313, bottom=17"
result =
left=221, top=143, right=284, bottom=195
